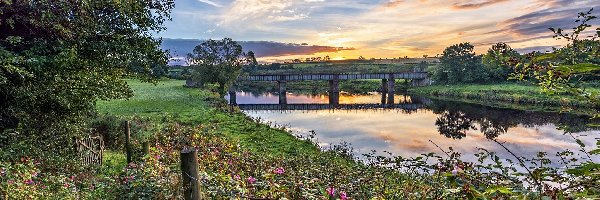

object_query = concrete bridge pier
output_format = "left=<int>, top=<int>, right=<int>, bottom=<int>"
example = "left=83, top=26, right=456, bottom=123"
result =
left=328, top=79, right=340, bottom=105
left=387, top=74, right=395, bottom=105
left=278, top=81, right=287, bottom=104
left=380, top=92, right=387, bottom=105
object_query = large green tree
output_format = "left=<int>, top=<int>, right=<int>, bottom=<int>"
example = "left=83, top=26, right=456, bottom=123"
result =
left=0, top=1, right=174, bottom=151
left=433, top=42, right=488, bottom=84
left=189, top=38, right=251, bottom=96
left=482, top=42, right=520, bottom=82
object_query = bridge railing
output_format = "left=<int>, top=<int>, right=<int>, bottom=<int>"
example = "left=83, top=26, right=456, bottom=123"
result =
left=237, top=72, right=428, bottom=81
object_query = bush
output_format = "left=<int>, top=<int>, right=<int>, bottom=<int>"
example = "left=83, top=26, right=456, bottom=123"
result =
left=90, top=114, right=124, bottom=150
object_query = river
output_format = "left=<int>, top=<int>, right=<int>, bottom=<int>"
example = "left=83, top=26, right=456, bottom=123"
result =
left=227, top=91, right=600, bottom=164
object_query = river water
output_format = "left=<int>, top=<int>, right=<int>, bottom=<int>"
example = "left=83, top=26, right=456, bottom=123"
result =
left=227, top=91, right=600, bottom=164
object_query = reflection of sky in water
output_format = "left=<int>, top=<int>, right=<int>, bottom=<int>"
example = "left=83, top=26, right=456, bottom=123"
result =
left=234, top=92, right=600, bottom=164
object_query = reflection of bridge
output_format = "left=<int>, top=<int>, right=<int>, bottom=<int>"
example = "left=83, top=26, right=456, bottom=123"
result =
left=231, top=71, right=431, bottom=105
left=237, top=103, right=426, bottom=111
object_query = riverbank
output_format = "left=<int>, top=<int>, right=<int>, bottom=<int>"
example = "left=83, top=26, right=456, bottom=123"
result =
left=96, top=79, right=319, bottom=156
left=409, top=83, right=599, bottom=112
left=89, top=79, right=594, bottom=199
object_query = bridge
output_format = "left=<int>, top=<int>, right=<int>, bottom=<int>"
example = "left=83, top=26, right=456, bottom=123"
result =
left=237, top=103, right=425, bottom=111
left=231, top=71, right=431, bottom=105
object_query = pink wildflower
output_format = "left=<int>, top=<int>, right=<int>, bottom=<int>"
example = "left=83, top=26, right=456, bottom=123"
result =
left=24, top=179, right=34, bottom=185
left=64, top=183, right=70, bottom=188
left=326, top=187, right=335, bottom=196
left=247, top=176, right=256, bottom=184
left=273, top=167, right=285, bottom=175
left=233, top=174, right=241, bottom=180
left=7, top=180, right=14, bottom=185
left=452, top=165, right=462, bottom=176
left=340, top=191, right=348, bottom=200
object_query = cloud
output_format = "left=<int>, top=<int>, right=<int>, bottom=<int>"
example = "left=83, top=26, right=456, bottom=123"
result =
left=452, top=0, right=509, bottom=10
left=160, top=38, right=355, bottom=58
left=220, top=0, right=304, bottom=26
left=197, top=0, right=222, bottom=7
left=496, top=5, right=600, bottom=36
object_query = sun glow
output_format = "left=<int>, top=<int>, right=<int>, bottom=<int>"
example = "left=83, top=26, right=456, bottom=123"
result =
left=331, top=56, right=346, bottom=60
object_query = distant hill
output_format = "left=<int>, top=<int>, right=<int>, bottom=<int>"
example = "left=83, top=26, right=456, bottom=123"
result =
left=160, top=38, right=354, bottom=58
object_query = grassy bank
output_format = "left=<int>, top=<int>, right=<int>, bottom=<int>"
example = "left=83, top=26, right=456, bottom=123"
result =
left=96, top=79, right=318, bottom=156
left=84, top=79, right=596, bottom=199
left=409, top=83, right=598, bottom=111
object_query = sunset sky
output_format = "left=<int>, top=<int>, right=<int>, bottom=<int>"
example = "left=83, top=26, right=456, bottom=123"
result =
left=159, top=0, right=600, bottom=61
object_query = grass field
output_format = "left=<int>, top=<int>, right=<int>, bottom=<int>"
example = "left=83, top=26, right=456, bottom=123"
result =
left=409, top=83, right=599, bottom=112
left=96, top=79, right=319, bottom=156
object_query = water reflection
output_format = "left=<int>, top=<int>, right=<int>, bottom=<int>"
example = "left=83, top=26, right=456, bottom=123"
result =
left=227, top=91, right=600, bottom=163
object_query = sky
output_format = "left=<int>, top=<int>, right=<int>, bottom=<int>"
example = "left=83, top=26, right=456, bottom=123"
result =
left=158, top=0, right=600, bottom=62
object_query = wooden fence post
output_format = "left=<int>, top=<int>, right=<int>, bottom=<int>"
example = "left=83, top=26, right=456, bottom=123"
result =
left=124, top=120, right=132, bottom=163
left=142, top=141, right=150, bottom=156
left=180, top=147, right=201, bottom=200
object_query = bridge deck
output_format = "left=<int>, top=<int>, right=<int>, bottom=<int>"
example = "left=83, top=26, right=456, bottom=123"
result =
left=237, top=72, right=428, bottom=81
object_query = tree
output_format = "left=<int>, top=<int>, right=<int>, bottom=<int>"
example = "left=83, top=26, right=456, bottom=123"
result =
left=0, top=1, right=174, bottom=151
left=482, top=42, right=520, bottom=82
left=247, top=51, right=258, bottom=66
left=433, top=42, right=488, bottom=84
left=189, top=38, right=249, bottom=96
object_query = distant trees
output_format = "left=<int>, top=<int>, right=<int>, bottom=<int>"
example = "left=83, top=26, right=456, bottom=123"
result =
left=433, top=42, right=488, bottom=84
left=482, top=42, right=520, bottom=82
left=189, top=38, right=251, bottom=96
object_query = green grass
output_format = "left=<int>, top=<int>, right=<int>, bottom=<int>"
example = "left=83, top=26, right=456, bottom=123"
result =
left=96, top=79, right=319, bottom=156
left=101, top=151, right=127, bottom=177
left=410, top=83, right=598, bottom=114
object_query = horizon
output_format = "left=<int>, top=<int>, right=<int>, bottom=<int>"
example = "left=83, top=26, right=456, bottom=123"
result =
left=158, top=0, right=599, bottom=62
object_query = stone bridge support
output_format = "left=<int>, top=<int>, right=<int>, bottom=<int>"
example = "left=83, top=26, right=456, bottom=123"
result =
left=278, top=80, right=287, bottom=104
left=387, top=74, right=395, bottom=105
left=328, top=79, right=340, bottom=105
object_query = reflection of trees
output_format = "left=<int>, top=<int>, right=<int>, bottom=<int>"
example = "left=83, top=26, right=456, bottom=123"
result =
left=428, top=99, right=600, bottom=140
left=435, top=111, right=476, bottom=139
left=479, top=118, right=509, bottom=139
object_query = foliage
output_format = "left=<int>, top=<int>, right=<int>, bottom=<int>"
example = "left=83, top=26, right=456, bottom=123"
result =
left=188, top=38, right=250, bottom=96
left=433, top=42, right=489, bottom=84
left=482, top=42, right=521, bottom=82
left=0, top=0, right=174, bottom=154
left=494, top=9, right=600, bottom=112
left=492, top=8, right=600, bottom=197
left=90, top=114, right=124, bottom=151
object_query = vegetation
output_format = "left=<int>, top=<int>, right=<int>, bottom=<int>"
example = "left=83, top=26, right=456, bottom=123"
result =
left=188, top=38, right=253, bottom=96
left=0, top=0, right=174, bottom=154
left=410, top=83, right=599, bottom=111
left=1, top=1, right=599, bottom=199
left=433, top=43, right=488, bottom=84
